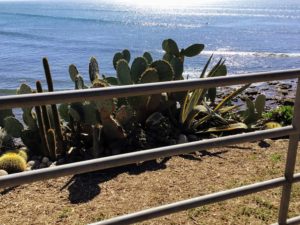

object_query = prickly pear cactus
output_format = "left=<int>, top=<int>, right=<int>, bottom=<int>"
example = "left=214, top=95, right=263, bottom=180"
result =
left=150, top=60, right=174, bottom=81
left=131, top=57, right=148, bottom=83
left=89, top=57, right=100, bottom=83
left=4, top=116, right=24, bottom=138
left=116, top=59, right=132, bottom=85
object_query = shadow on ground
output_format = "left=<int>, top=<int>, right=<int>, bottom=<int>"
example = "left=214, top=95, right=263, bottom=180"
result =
left=62, top=149, right=229, bottom=204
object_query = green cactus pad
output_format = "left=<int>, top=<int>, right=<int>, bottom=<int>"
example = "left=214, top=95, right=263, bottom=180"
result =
left=0, top=109, right=14, bottom=127
left=182, top=44, right=204, bottom=57
left=58, top=103, right=70, bottom=122
left=83, top=103, right=100, bottom=124
left=255, top=94, right=266, bottom=116
left=151, top=60, right=174, bottom=81
left=20, top=129, right=42, bottom=155
left=163, top=53, right=174, bottom=62
left=115, top=105, right=133, bottom=126
left=139, top=68, right=159, bottom=83
left=116, top=59, right=132, bottom=85
left=4, top=116, right=24, bottom=138
left=75, top=75, right=85, bottom=89
left=162, top=39, right=180, bottom=56
left=92, top=78, right=110, bottom=88
left=113, top=52, right=124, bottom=69
left=22, top=108, right=37, bottom=130
left=103, top=76, right=119, bottom=85
left=131, top=57, right=148, bottom=83
left=69, top=64, right=79, bottom=82
left=170, top=57, right=184, bottom=80
left=89, top=57, right=100, bottom=83
left=143, top=52, right=153, bottom=64
left=0, top=152, right=27, bottom=173
left=101, top=115, right=126, bottom=140
left=69, top=102, right=84, bottom=122
left=122, top=49, right=131, bottom=63
left=96, top=98, right=116, bottom=117
left=47, top=129, right=57, bottom=160
left=16, top=83, right=32, bottom=95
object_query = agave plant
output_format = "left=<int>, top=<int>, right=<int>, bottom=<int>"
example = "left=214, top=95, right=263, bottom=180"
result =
left=179, top=55, right=251, bottom=133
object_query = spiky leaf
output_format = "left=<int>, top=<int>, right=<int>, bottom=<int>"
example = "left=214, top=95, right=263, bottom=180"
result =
left=255, top=94, right=266, bottom=116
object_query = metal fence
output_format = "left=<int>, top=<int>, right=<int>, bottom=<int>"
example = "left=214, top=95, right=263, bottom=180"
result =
left=0, top=69, right=300, bottom=225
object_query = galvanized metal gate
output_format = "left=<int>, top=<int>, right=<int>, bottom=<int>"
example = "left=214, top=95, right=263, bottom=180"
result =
left=0, top=69, right=300, bottom=225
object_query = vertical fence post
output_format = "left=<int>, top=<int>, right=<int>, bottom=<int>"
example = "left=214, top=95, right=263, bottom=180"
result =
left=278, top=78, right=300, bottom=224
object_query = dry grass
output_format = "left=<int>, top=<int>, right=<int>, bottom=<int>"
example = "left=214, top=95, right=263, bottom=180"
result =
left=1, top=139, right=300, bottom=225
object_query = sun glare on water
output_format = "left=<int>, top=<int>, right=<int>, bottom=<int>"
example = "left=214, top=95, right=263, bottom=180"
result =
left=114, top=0, right=225, bottom=8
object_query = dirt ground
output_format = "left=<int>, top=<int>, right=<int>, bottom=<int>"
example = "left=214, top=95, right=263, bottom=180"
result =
left=1, top=139, right=300, bottom=225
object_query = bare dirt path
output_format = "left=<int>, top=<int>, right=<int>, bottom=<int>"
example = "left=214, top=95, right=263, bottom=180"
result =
left=1, top=139, right=300, bottom=225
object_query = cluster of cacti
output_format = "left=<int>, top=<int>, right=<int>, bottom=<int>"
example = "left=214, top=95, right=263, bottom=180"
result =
left=242, top=94, right=266, bottom=126
left=0, top=149, right=28, bottom=173
left=9, top=58, right=66, bottom=161
left=0, top=38, right=261, bottom=169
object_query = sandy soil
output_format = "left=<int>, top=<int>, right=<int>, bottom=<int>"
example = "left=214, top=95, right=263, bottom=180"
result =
left=1, top=139, right=300, bottom=225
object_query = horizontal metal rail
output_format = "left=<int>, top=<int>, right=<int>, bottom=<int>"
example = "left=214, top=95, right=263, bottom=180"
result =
left=0, top=69, right=299, bottom=110
left=0, top=126, right=296, bottom=189
left=90, top=174, right=300, bottom=225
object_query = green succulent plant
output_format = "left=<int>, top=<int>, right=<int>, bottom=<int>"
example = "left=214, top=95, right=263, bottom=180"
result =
left=0, top=152, right=27, bottom=173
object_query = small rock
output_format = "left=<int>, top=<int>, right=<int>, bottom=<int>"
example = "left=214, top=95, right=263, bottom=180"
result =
left=282, top=98, right=294, bottom=106
left=278, top=83, right=292, bottom=89
left=27, top=160, right=38, bottom=167
left=42, top=157, right=49, bottom=164
left=187, top=135, right=198, bottom=142
left=0, top=169, right=8, bottom=176
left=178, top=134, right=188, bottom=144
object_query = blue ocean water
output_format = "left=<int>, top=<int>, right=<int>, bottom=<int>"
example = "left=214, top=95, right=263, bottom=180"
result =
left=0, top=0, right=299, bottom=92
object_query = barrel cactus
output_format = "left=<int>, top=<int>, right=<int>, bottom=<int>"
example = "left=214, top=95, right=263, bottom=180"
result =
left=0, top=152, right=27, bottom=173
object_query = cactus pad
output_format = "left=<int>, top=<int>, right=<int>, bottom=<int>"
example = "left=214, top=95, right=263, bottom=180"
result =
left=162, top=39, right=179, bottom=56
left=116, top=59, right=132, bottom=85
left=131, top=57, right=148, bottom=83
left=4, top=116, right=24, bottom=138
left=151, top=60, right=174, bottom=81
left=182, top=44, right=204, bottom=57
left=89, top=57, right=100, bottom=83
left=69, top=64, right=79, bottom=82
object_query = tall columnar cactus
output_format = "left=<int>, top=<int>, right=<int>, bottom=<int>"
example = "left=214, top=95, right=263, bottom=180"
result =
left=43, top=58, right=65, bottom=157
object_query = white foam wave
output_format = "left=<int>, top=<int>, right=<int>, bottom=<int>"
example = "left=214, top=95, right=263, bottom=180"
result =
left=203, top=50, right=300, bottom=58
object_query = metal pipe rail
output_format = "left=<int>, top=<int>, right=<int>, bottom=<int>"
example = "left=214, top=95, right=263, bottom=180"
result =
left=0, top=69, right=299, bottom=110
left=0, top=69, right=300, bottom=225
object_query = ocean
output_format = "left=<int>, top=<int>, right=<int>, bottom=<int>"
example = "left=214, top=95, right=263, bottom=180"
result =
left=0, top=0, right=300, bottom=93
